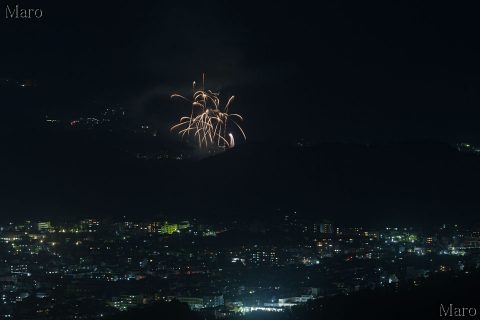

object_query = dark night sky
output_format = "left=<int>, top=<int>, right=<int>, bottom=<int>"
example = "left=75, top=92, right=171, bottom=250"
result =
left=2, top=1, right=480, bottom=143
left=2, top=1, right=480, bottom=223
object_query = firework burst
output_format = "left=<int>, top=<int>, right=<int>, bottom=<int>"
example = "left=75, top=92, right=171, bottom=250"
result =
left=170, top=74, right=246, bottom=148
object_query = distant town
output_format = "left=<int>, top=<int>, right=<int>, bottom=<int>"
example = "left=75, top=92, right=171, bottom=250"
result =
left=1, top=215, right=479, bottom=319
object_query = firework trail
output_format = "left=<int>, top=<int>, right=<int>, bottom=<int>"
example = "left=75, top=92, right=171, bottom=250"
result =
left=170, top=74, right=246, bottom=148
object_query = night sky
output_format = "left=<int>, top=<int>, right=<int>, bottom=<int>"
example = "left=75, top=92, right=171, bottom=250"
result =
left=2, top=1, right=480, bottom=143
left=2, top=1, right=480, bottom=223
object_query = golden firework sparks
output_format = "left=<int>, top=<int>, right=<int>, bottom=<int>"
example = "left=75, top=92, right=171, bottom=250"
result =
left=170, top=74, right=246, bottom=148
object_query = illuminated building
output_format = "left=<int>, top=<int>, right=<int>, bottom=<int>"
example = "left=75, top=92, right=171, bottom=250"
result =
left=175, top=297, right=204, bottom=310
left=175, top=294, right=224, bottom=309
left=203, top=230, right=216, bottom=237
left=426, top=237, right=434, bottom=244
left=203, top=295, right=224, bottom=308
left=312, top=222, right=334, bottom=235
left=251, top=249, right=278, bottom=265
left=10, top=265, right=28, bottom=275
left=319, top=223, right=333, bottom=234
left=159, top=222, right=178, bottom=235
left=278, top=295, right=313, bottom=306
left=37, top=221, right=51, bottom=232
left=109, top=295, right=144, bottom=311
left=336, top=226, right=363, bottom=236
left=178, top=221, right=190, bottom=230
left=80, top=219, right=99, bottom=232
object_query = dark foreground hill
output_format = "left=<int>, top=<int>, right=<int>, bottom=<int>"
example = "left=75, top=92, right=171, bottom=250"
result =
left=106, top=300, right=204, bottom=320
left=293, top=271, right=480, bottom=320
left=105, top=271, right=480, bottom=320
left=2, top=127, right=480, bottom=225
